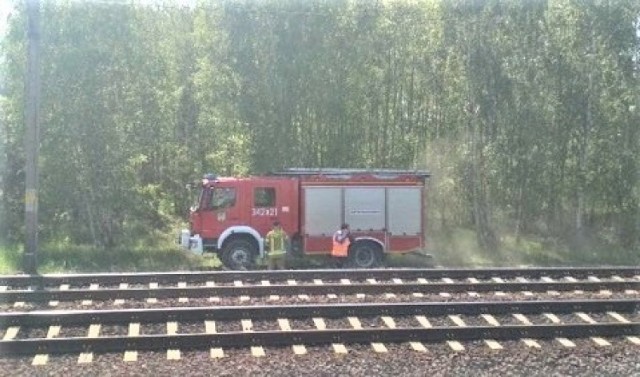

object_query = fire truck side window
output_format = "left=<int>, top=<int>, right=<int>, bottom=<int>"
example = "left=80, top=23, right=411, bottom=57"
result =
left=209, top=188, right=236, bottom=210
left=198, top=189, right=210, bottom=210
left=254, top=187, right=276, bottom=207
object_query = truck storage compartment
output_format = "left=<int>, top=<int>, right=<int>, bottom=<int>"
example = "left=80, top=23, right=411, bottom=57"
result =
left=387, top=187, right=421, bottom=235
left=304, top=187, right=341, bottom=236
left=344, top=188, right=385, bottom=231
left=304, top=186, right=422, bottom=235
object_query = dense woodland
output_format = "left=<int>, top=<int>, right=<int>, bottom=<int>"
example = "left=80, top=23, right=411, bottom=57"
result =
left=1, top=0, right=639, bottom=255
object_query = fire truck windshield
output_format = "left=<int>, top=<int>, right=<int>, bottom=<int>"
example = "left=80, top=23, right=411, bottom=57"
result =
left=200, top=187, right=236, bottom=210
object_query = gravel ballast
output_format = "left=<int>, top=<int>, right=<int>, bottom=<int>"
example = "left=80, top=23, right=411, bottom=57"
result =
left=0, top=339, right=637, bottom=376
left=2, top=290, right=637, bottom=312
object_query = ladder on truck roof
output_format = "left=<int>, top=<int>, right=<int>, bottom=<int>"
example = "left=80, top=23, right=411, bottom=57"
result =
left=272, top=168, right=431, bottom=178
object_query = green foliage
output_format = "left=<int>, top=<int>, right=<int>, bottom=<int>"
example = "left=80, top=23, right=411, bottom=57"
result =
left=1, top=0, right=638, bottom=264
left=0, top=244, right=22, bottom=274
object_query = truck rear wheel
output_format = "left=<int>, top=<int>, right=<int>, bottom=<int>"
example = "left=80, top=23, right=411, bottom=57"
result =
left=348, top=241, right=382, bottom=269
left=221, top=238, right=257, bottom=270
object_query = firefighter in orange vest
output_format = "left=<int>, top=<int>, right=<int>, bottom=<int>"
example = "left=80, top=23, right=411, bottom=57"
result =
left=332, top=223, right=352, bottom=267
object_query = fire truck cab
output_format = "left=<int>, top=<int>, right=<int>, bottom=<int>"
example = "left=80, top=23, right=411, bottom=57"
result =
left=180, top=169, right=429, bottom=269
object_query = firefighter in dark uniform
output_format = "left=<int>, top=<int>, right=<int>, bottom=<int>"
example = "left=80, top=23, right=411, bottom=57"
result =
left=265, top=221, right=288, bottom=270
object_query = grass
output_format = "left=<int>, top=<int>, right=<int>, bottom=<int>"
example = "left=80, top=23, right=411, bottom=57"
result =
left=428, top=227, right=640, bottom=268
left=0, top=228, right=637, bottom=274
left=0, top=242, right=221, bottom=274
left=0, top=244, right=22, bottom=274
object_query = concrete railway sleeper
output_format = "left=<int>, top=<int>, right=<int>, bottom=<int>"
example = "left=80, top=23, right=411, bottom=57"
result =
left=1, top=267, right=638, bottom=288
left=0, top=323, right=637, bottom=356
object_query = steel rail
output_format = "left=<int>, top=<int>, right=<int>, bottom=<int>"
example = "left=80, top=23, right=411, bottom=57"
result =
left=0, top=323, right=637, bottom=355
left=0, top=280, right=636, bottom=303
left=1, top=299, right=637, bottom=327
left=1, top=267, right=638, bottom=287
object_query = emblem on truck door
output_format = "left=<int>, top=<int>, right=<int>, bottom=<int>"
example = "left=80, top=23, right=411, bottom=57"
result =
left=217, top=211, right=226, bottom=222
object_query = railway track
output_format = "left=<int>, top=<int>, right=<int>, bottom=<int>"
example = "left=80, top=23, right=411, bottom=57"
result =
left=2, top=266, right=638, bottom=287
left=1, top=280, right=637, bottom=304
left=0, top=267, right=638, bottom=372
left=1, top=299, right=638, bottom=356
left=0, top=267, right=638, bottom=305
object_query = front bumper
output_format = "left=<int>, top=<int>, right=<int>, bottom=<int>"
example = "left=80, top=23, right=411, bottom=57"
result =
left=178, top=229, right=203, bottom=255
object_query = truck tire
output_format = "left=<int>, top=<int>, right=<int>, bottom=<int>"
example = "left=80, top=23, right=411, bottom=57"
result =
left=221, top=238, right=257, bottom=270
left=348, top=241, right=382, bottom=269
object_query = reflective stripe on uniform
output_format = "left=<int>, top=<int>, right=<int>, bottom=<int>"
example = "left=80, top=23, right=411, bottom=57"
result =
left=265, top=229, right=287, bottom=256
left=331, top=234, right=350, bottom=257
left=267, top=250, right=286, bottom=257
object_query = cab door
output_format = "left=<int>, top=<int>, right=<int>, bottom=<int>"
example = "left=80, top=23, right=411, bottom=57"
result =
left=249, top=179, right=298, bottom=236
left=249, top=185, right=279, bottom=236
left=199, top=184, right=242, bottom=239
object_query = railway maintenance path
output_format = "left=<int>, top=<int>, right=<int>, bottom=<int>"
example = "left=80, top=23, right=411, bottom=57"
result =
left=0, top=267, right=638, bottom=376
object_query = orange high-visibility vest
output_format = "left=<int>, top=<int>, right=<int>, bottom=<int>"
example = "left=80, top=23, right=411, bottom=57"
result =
left=331, top=232, right=350, bottom=257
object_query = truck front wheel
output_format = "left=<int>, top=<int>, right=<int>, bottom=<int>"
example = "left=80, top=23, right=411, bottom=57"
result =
left=348, top=241, right=382, bottom=269
left=221, top=238, right=257, bottom=270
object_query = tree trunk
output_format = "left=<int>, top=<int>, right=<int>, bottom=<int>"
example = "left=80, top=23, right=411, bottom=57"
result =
left=576, top=27, right=596, bottom=242
left=468, top=102, right=499, bottom=252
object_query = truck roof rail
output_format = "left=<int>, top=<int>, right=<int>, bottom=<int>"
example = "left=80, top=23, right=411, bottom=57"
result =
left=272, top=168, right=431, bottom=178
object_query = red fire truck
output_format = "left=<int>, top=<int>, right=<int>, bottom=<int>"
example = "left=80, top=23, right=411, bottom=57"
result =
left=179, top=168, right=430, bottom=269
